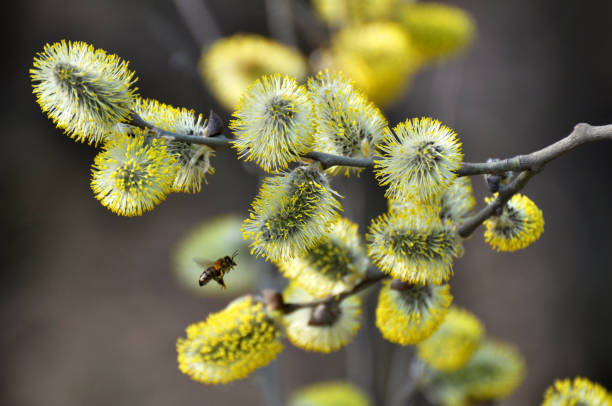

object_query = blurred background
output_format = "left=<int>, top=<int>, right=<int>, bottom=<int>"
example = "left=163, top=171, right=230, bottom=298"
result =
left=3, top=0, right=612, bottom=405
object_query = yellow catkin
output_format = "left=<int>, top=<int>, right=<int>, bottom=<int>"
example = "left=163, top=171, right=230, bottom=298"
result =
left=542, top=377, right=612, bottom=406
left=176, top=296, right=283, bottom=384
left=231, top=74, right=314, bottom=173
left=367, top=207, right=460, bottom=285
left=484, top=193, right=545, bottom=251
left=375, top=117, right=463, bottom=204
left=325, top=22, right=421, bottom=105
left=126, top=97, right=215, bottom=193
left=31, top=40, right=137, bottom=145
left=91, top=136, right=177, bottom=216
left=289, top=381, right=371, bottom=406
left=282, top=284, right=362, bottom=353
left=278, top=217, right=368, bottom=296
left=200, top=34, right=307, bottom=110
left=242, top=165, right=342, bottom=263
left=307, top=70, right=390, bottom=177
left=417, top=307, right=484, bottom=372
left=376, top=280, right=452, bottom=345
left=399, top=2, right=475, bottom=61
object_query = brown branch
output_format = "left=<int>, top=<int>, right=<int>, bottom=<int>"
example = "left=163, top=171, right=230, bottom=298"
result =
left=278, top=268, right=388, bottom=314
left=456, top=122, right=612, bottom=237
left=128, top=115, right=612, bottom=175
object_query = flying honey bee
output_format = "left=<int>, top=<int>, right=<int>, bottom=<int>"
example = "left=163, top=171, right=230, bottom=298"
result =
left=194, top=251, right=238, bottom=289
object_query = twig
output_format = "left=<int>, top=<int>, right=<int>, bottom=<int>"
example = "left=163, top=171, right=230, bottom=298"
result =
left=280, top=268, right=388, bottom=314
left=129, top=115, right=612, bottom=175
left=457, top=170, right=535, bottom=238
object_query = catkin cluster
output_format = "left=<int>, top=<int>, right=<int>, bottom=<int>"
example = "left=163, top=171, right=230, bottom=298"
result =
left=31, top=40, right=215, bottom=216
left=32, top=33, right=554, bottom=404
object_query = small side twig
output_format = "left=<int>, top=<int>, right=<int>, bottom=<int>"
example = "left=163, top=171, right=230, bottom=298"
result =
left=457, top=170, right=535, bottom=238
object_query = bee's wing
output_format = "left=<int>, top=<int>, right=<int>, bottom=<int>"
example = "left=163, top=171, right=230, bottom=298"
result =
left=193, top=258, right=214, bottom=268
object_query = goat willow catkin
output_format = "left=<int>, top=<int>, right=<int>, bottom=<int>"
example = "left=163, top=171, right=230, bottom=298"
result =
left=129, top=97, right=215, bottom=193
left=91, top=136, right=177, bottom=216
left=242, top=164, right=342, bottom=263
left=307, top=70, right=389, bottom=176
left=176, top=296, right=283, bottom=384
left=417, top=307, right=484, bottom=372
left=278, top=217, right=368, bottom=296
left=368, top=208, right=461, bottom=285
left=200, top=34, right=307, bottom=110
left=541, top=377, right=612, bottom=406
left=282, top=284, right=361, bottom=353
left=426, top=339, right=525, bottom=406
left=375, top=117, right=463, bottom=203
left=376, top=280, right=452, bottom=345
left=289, top=381, right=371, bottom=406
left=31, top=40, right=137, bottom=145
left=231, top=74, right=314, bottom=173
left=484, top=193, right=545, bottom=251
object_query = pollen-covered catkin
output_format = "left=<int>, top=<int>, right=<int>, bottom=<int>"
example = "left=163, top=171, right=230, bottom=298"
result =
left=483, top=193, right=544, bottom=251
left=399, top=2, right=475, bottom=61
left=542, top=377, right=612, bottom=406
left=426, top=339, right=525, bottom=405
left=282, top=284, right=361, bottom=353
left=307, top=70, right=389, bottom=176
left=376, top=280, right=452, bottom=345
left=289, top=381, right=371, bottom=406
left=200, top=34, right=307, bottom=109
left=128, top=98, right=215, bottom=193
left=91, top=136, right=177, bottom=216
left=417, top=307, right=484, bottom=372
left=231, top=74, right=314, bottom=173
left=325, top=22, right=420, bottom=105
left=278, top=217, right=368, bottom=296
left=176, top=296, right=283, bottom=384
left=31, top=40, right=137, bottom=145
left=367, top=207, right=460, bottom=285
left=242, top=164, right=342, bottom=263
left=375, top=117, right=463, bottom=203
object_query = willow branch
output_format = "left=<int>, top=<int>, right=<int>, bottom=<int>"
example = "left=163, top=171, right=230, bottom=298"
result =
left=279, top=268, right=388, bottom=314
left=459, top=123, right=612, bottom=175
left=129, top=115, right=612, bottom=175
